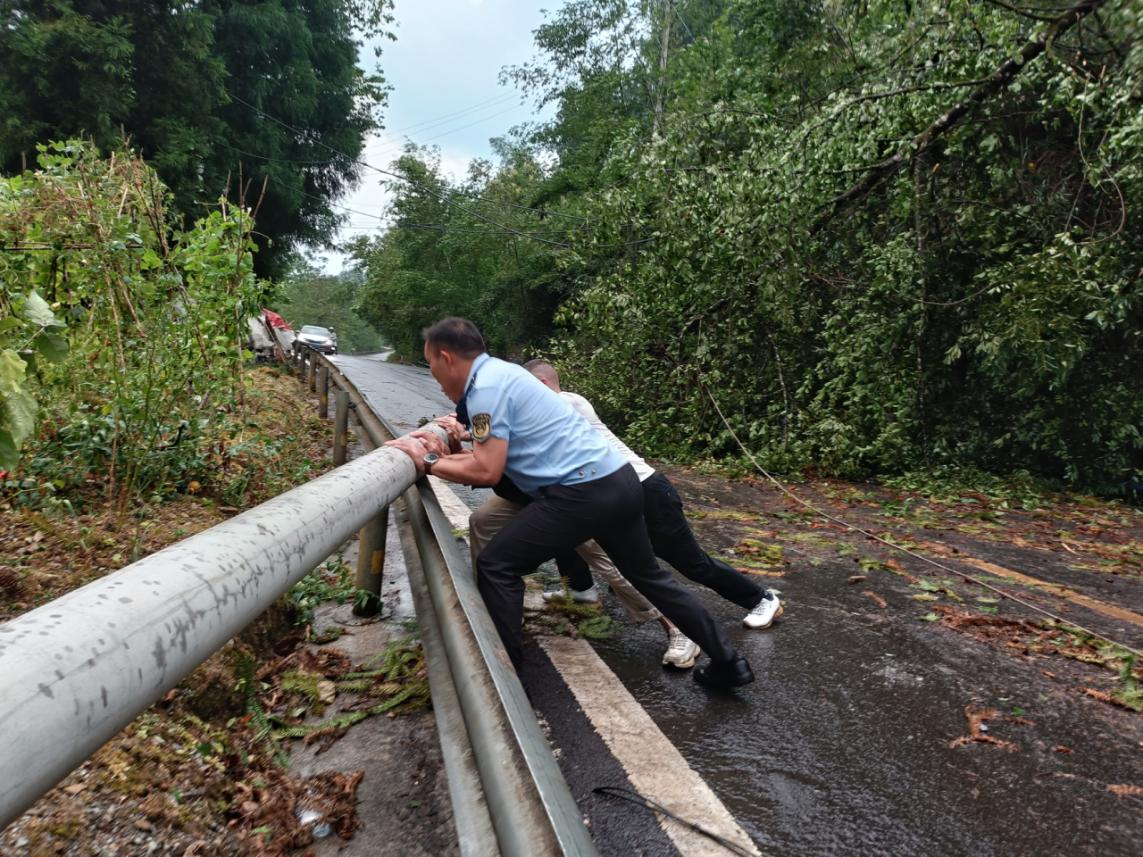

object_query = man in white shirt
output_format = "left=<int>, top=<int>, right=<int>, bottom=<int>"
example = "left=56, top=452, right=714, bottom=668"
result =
left=467, top=359, right=782, bottom=661
left=522, top=360, right=782, bottom=629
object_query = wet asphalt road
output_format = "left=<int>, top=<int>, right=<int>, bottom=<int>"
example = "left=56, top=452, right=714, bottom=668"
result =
left=332, top=353, right=1143, bottom=857
left=330, top=352, right=490, bottom=513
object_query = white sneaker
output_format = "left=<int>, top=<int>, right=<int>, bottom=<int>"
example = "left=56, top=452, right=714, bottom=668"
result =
left=743, top=593, right=783, bottom=629
left=662, top=628, right=700, bottom=669
left=542, top=583, right=600, bottom=604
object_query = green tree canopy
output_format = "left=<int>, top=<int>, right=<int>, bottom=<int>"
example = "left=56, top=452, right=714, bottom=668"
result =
left=0, top=0, right=394, bottom=278
left=351, top=146, right=571, bottom=358
left=354, top=0, right=1143, bottom=493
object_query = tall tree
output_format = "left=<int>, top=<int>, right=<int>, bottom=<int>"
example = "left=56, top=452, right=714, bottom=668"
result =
left=0, top=0, right=394, bottom=277
left=352, top=147, right=568, bottom=358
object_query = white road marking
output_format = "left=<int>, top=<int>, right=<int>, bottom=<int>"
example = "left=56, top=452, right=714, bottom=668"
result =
left=540, top=635, right=762, bottom=857
left=430, top=479, right=761, bottom=857
left=429, top=475, right=476, bottom=533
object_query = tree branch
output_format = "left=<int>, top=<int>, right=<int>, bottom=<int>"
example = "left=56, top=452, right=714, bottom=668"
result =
left=799, top=77, right=992, bottom=148
left=812, top=0, right=1107, bottom=233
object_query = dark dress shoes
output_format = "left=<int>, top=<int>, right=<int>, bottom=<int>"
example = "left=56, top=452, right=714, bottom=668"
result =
left=694, top=655, right=755, bottom=689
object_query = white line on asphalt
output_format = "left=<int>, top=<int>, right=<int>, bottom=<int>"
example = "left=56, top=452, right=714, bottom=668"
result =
left=429, top=476, right=478, bottom=533
left=539, top=635, right=762, bottom=857
left=430, top=479, right=761, bottom=857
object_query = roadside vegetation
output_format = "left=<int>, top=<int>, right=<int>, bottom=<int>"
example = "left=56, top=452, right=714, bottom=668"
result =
left=1, top=142, right=269, bottom=507
left=1, top=360, right=430, bottom=856
left=349, top=0, right=1142, bottom=497
left=0, top=145, right=424, bottom=855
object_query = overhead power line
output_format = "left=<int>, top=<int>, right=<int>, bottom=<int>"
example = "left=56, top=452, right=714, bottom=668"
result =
left=378, top=92, right=519, bottom=137
left=227, top=90, right=577, bottom=246
left=368, top=102, right=529, bottom=160
left=224, top=90, right=662, bottom=248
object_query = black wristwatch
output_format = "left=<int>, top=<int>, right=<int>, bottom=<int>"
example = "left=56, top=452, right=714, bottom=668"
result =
left=422, top=453, right=440, bottom=476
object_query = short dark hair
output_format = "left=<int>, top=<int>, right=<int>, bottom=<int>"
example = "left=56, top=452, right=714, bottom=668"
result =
left=422, top=317, right=486, bottom=358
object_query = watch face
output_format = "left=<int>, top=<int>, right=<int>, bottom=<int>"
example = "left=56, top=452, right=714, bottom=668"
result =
left=424, top=453, right=440, bottom=465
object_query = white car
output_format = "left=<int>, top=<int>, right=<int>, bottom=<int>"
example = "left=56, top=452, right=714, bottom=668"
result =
left=295, top=324, right=337, bottom=355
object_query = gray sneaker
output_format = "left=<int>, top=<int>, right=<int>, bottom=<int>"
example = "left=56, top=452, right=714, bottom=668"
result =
left=662, top=628, right=700, bottom=669
left=542, top=583, right=600, bottom=604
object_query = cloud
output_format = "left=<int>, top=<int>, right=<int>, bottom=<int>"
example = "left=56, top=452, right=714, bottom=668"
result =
left=309, top=0, right=553, bottom=273
left=309, top=129, right=491, bottom=274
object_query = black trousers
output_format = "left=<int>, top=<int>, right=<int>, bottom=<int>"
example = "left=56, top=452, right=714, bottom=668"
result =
left=477, top=464, right=738, bottom=669
left=561, top=472, right=765, bottom=610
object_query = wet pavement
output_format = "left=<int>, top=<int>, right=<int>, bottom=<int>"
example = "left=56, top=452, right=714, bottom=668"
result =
left=330, top=352, right=491, bottom=514
left=335, top=352, right=1143, bottom=857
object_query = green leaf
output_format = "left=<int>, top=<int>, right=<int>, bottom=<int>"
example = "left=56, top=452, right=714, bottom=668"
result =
left=0, top=429, right=18, bottom=471
left=0, top=349, right=27, bottom=394
left=0, top=349, right=37, bottom=467
left=920, top=613, right=942, bottom=622
left=31, top=331, right=69, bottom=363
left=19, top=290, right=64, bottom=330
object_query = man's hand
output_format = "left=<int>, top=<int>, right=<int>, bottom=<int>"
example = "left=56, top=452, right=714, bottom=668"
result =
left=433, top=414, right=470, bottom=453
left=385, top=435, right=430, bottom=474
left=410, top=429, right=450, bottom=457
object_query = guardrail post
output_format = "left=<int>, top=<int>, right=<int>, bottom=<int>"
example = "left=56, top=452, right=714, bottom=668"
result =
left=333, top=389, right=350, bottom=466
left=353, top=507, right=386, bottom=616
left=306, top=353, right=317, bottom=392
left=318, top=365, right=329, bottom=418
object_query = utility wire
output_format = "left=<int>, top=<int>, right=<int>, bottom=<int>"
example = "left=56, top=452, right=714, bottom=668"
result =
left=368, top=102, right=528, bottom=159
left=225, top=92, right=665, bottom=248
left=376, top=91, right=519, bottom=138
left=226, top=91, right=590, bottom=242
left=338, top=221, right=570, bottom=238
left=592, top=786, right=758, bottom=857
left=260, top=174, right=571, bottom=243
left=219, top=99, right=524, bottom=168
left=700, top=379, right=1143, bottom=659
left=255, top=170, right=391, bottom=224
left=671, top=0, right=697, bottom=43
left=258, top=172, right=565, bottom=239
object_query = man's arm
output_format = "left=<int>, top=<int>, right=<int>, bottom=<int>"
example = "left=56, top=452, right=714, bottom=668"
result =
left=386, top=434, right=507, bottom=486
left=433, top=436, right=507, bottom=486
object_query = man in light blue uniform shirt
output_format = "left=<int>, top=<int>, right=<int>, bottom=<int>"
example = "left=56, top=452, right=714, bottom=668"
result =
left=386, top=317, right=754, bottom=688
left=463, top=351, right=625, bottom=496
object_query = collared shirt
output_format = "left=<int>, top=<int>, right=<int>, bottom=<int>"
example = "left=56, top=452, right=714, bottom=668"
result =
left=461, top=354, right=626, bottom=496
left=559, top=391, right=656, bottom=483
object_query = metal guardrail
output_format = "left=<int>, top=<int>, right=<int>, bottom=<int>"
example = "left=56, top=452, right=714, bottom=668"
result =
left=0, top=443, right=422, bottom=828
left=292, top=343, right=599, bottom=857
left=0, top=325, right=599, bottom=856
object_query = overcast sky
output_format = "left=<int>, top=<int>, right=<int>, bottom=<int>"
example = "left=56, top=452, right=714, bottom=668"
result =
left=313, top=0, right=554, bottom=272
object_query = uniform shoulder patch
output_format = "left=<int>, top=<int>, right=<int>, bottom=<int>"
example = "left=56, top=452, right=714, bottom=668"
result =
left=472, top=413, right=492, bottom=441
